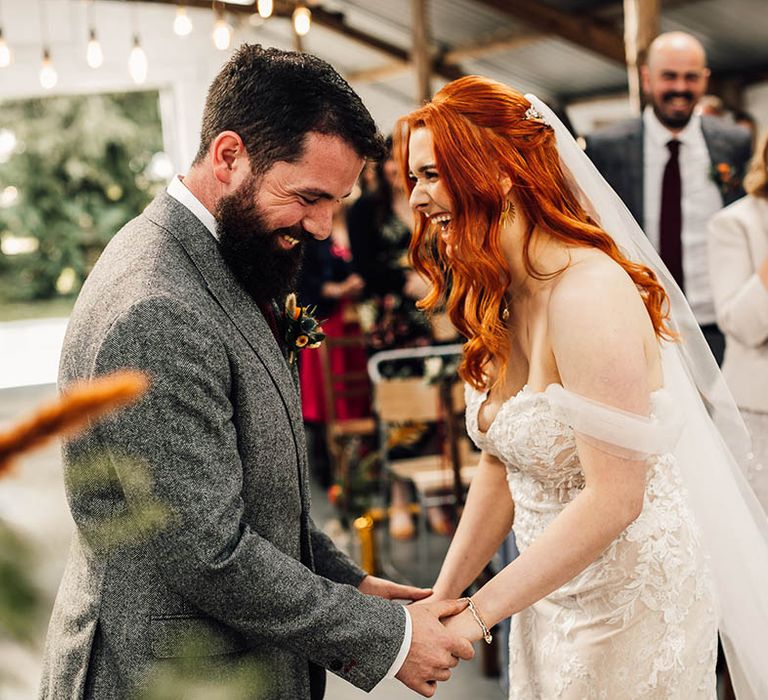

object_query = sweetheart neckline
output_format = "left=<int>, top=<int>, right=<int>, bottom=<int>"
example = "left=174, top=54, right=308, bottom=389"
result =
left=474, top=383, right=553, bottom=435
left=473, top=383, right=666, bottom=436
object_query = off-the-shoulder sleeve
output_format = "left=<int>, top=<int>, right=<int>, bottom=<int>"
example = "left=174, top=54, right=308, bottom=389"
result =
left=544, top=384, right=684, bottom=460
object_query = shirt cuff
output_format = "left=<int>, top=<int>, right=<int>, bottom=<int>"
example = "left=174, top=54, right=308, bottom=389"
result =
left=384, top=606, right=412, bottom=679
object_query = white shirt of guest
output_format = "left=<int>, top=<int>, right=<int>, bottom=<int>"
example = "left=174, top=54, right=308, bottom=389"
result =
left=643, top=106, right=722, bottom=325
left=165, top=173, right=413, bottom=683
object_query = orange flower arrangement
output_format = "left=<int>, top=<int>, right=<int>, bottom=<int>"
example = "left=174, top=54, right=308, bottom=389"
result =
left=710, top=161, right=741, bottom=195
left=277, top=293, right=325, bottom=365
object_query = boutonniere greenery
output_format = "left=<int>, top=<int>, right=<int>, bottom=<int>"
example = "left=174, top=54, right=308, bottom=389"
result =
left=710, top=161, right=741, bottom=196
left=277, top=293, right=325, bottom=365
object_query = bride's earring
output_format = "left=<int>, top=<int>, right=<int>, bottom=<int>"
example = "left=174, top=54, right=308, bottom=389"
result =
left=501, top=295, right=510, bottom=321
left=500, top=199, right=515, bottom=227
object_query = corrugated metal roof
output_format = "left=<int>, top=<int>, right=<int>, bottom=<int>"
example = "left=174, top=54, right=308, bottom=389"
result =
left=663, top=0, right=768, bottom=72
left=324, top=0, right=768, bottom=103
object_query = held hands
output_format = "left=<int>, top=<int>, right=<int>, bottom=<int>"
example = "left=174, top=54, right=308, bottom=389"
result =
left=357, top=574, right=432, bottom=602
left=441, top=607, right=485, bottom=644
left=358, top=577, right=476, bottom=696
left=396, top=599, right=475, bottom=698
left=411, top=589, right=486, bottom=643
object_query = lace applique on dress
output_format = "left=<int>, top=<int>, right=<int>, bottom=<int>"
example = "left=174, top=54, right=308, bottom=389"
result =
left=465, top=384, right=717, bottom=699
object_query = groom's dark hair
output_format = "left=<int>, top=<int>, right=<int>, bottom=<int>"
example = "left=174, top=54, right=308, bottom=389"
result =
left=194, top=44, right=385, bottom=172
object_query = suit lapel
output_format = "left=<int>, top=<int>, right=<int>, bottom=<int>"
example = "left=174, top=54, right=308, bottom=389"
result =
left=701, top=117, right=730, bottom=206
left=143, top=193, right=312, bottom=513
left=701, top=116, right=729, bottom=167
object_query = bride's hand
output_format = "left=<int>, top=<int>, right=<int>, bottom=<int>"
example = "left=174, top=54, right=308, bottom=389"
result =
left=408, top=587, right=451, bottom=608
left=442, top=608, right=484, bottom=643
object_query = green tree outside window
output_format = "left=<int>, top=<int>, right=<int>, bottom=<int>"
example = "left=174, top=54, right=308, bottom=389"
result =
left=0, top=91, right=164, bottom=306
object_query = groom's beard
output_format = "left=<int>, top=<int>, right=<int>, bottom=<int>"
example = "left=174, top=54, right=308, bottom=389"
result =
left=217, top=175, right=307, bottom=305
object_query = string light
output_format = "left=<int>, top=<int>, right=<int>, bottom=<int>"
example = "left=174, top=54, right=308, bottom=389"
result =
left=257, top=0, right=273, bottom=19
left=0, top=28, right=11, bottom=68
left=86, top=28, right=103, bottom=68
left=39, top=47, right=57, bottom=89
left=84, top=0, right=102, bottom=68
left=211, top=7, right=231, bottom=51
left=0, top=0, right=10, bottom=68
left=38, top=1, right=56, bottom=88
left=128, top=34, right=148, bottom=84
left=173, top=5, right=193, bottom=36
left=293, top=6, right=311, bottom=37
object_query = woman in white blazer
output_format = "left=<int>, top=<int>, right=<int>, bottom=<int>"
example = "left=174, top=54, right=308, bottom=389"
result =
left=709, top=128, right=768, bottom=512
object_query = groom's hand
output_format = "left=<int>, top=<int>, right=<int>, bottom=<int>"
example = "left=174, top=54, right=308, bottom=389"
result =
left=396, top=599, right=474, bottom=697
left=358, top=575, right=432, bottom=602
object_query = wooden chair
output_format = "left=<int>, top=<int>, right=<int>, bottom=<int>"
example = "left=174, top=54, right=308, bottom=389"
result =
left=367, top=345, right=478, bottom=554
left=373, top=377, right=477, bottom=499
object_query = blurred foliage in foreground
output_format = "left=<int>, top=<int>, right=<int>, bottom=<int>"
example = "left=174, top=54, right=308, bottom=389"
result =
left=0, top=374, right=271, bottom=697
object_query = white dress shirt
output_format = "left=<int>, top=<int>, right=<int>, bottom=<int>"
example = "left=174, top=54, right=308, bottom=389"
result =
left=167, top=175, right=219, bottom=239
left=643, top=107, right=722, bottom=324
left=165, top=174, right=413, bottom=682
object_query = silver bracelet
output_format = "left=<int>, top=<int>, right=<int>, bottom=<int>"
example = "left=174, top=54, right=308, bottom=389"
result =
left=463, top=596, right=492, bottom=644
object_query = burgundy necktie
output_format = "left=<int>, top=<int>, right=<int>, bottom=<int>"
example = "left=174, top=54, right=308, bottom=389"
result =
left=659, top=139, right=683, bottom=290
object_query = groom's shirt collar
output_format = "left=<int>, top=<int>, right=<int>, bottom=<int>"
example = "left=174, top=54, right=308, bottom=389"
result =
left=167, top=174, right=219, bottom=240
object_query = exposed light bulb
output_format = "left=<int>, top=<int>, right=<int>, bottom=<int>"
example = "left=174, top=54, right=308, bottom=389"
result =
left=212, top=17, right=232, bottom=51
left=128, top=35, right=148, bottom=84
left=293, top=6, right=311, bottom=37
left=39, top=49, right=57, bottom=89
left=0, top=29, right=11, bottom=68
left=86, top=28, right=103, bottom=68
left=173, top=6, right=193, bottom=36
left=257, top=0, right=273, bottom=19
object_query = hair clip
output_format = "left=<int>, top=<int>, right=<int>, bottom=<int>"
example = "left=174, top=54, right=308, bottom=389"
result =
left=524, top=104, right=545, bottom=122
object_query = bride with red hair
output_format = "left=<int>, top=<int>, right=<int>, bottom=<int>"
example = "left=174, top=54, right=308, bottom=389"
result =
left=397, top=76, right=768, bottom=699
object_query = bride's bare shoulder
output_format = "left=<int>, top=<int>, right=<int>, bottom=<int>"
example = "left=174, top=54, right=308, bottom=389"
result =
left=546, top=252, right=654, bottom=402
left=549, top=250, right=645, bottom=315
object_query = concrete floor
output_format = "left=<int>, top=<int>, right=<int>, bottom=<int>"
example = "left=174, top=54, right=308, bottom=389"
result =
left=0, top=369, right=503, bottom=699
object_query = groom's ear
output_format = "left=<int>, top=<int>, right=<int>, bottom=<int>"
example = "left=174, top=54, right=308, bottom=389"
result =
left=211, top=131, right=248, bottom=186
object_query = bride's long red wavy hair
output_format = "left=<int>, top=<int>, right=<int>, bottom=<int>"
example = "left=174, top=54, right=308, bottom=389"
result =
left=394, top=76, right=674, bottom=390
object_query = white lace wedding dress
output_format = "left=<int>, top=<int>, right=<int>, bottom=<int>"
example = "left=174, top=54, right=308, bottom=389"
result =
left=465, top=383, right=718, bottom=699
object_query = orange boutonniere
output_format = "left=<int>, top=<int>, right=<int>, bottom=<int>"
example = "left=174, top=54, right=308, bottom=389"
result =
left=710, top=161, right=741, bottom=196
left=277, top=293, right=325, bottom=365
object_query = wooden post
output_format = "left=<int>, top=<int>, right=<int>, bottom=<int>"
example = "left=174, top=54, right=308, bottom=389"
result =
left=623, top=0, right=660, bottom=113
left=411, top=0, right=432, bottom=103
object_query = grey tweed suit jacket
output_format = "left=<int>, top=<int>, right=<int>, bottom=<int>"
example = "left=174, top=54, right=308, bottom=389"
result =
left=39, top=192, right=405, bottom=699
left=584, top=115, right=752, bottom=228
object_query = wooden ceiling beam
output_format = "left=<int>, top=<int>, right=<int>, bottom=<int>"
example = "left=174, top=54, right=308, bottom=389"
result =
left=411, top=0, right=432, bottom=102
left=593, top=0, right=709, bottom=21
left=474, top=0, right=626, bottom=64
left=624, top=0, right=660, bottom=111
left=442, top=29, right=545, bottom=63
left=347, top=28, right=543, bottom=85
